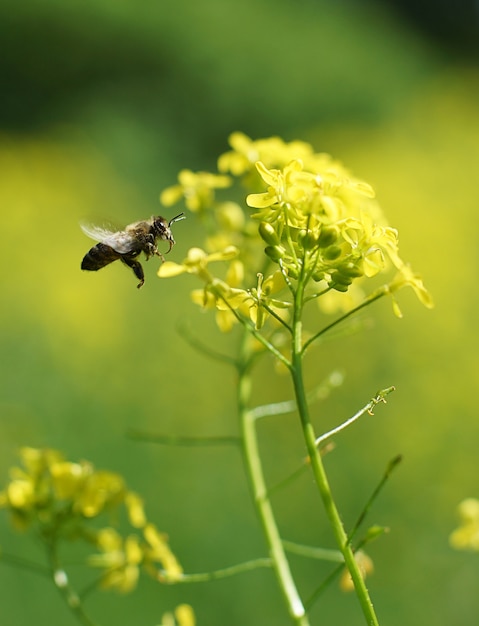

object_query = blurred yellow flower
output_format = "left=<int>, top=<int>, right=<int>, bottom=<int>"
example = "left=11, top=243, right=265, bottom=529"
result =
left=160, top=169, right=231, bottom=213
left=1, top=448, right=182, bottom=594
left=339, top=550, right=374, bottom=592
left=159, top=604, right=196, bottom=626
left=450, top=498, right=479, bottom=551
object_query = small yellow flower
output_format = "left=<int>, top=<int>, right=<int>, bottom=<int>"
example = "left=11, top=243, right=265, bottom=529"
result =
left=143, top=522, right=183, bottom=581
left=159, top=604, right=196, bottom=626
left=73, top=470, right=126, bottom=518
left=50, top=460, right=91, bottom=500
left=160, top=170, right=231, bottom=213
left=89, top=529, right=138, bottom=592
left=158, top=246, right=238, bottom=282
left=246, top=271, right=290, bottom=329
left=450, top=498, right=479, bottom=551
left=384, top=264, right=434, bottom=317
left=247, top=160, right=319, bottom=227
left=125, top=491, right=147, bottom=528
left=339, top=550, right=374, bottom=592
left=218, top=131, right=314, bottom=176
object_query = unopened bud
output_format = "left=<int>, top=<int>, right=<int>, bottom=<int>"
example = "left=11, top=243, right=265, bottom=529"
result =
left=317, top=226, right=338, bottom=248
left=259, top=222, right=280, bottom=246
left=264, top=245, right=285, bottom=261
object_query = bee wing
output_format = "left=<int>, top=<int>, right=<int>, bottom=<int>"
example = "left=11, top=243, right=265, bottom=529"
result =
left=80, top=221, right=137, bottom=254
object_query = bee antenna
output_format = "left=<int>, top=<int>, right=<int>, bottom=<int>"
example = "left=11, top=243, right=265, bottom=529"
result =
left=169, top=212, right=186, bottom=227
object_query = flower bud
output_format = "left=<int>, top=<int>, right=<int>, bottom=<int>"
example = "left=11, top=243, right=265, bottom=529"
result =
left=259, top=222, right=280, bottom=246
left=323, top=245, right=342, bottom=260
left=329, top=271, right=353, bottom=292
left=337, top=260, right=364, bottom=278
left=298, top=229, right=318, bottom=250
left=264, top=245, right=285, bottom=261
left=317, top=226, right=338, bottom=248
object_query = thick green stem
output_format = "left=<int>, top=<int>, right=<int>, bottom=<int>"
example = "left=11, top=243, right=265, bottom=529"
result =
left=291, top=282, right=380, bottom=626
left=238, top=336, right=310, bottom=626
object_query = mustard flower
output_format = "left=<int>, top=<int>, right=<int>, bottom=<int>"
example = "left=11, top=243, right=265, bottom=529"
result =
left=158, top=246, right=238, bottom=282
left=387, top=264, right=434, bottom=317
left=245, top=271, right=291, bottom=329
left=158, top=132, right=432, bottom=326
left=159, top=604, right=196, bottom=626
left=89, top=530, right=143, bottom=593
left=218, top=131, right=314, bottom=177
left=339, top=550, right=374, bottom=592
left=247, top=160, right=320, bottom=227
left=143, top=522, right=183, bottom=582
left=1, top=448, right=182, bottom=594
left=450, top=499, right=479, bottom=551
left=160, top=169, right=231, bottom=213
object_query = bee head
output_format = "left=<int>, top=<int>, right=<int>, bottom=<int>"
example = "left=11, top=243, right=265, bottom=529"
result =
left=152, top=213, right=186, bottom=252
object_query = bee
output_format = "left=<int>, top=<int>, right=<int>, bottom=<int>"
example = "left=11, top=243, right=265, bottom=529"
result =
left=81, top=213, right=185, bottom=288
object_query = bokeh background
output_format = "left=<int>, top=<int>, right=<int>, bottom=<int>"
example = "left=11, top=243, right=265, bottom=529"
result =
left=1, top=0, right=479, bottom=624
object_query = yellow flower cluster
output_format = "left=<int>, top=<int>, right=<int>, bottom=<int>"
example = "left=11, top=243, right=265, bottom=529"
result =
left=0, top=447, right=182, bottom=593
left=159, top=132, right=432, bottom=332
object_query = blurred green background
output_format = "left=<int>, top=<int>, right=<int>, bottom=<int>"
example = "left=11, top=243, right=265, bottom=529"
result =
left=1, top=0, right=479, bottom=624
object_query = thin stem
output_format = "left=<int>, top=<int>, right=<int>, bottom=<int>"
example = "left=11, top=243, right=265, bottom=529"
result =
left=127, top=431, right=242, bottom=446
left=168, top=558, right=273, bottom=583
left=238, top=335, right=309, bottom=626
left=46, top=542, right=100, bottom=626
left=176, top=321, right=238, bottom=366
left=348, top=455, right=402, bottom=544
left=0, top=551, right=50, bottom=577
left=249, top=399, right=298, bottom=420
left=282, top=541, right=343, bottom=563
left=302, top=287, right=389, bottom=354
left=261, top=302, right=293, bottom=333
left=291, top=279, right=380, bottom=626
left=305, top=562, right=344, bottom=609
left=314, top=387, right=395, bottom=447
left=211, top=285, right=292, bottom=370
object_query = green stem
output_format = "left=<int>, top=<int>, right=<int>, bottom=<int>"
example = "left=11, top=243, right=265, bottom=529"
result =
left=291, top=281, right=380, bottom=626
left=46, top=542, right=100, bottom=626
left=238, top=334, right=309, bottom=626
left=171, top=558, right=273, bottom=583
left=302, top=287, right=388, bottom=354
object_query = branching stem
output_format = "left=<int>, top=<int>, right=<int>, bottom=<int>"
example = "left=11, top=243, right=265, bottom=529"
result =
left=291, top=278, right=380, bottom=626
left=237, top=336, right=309, bottom=626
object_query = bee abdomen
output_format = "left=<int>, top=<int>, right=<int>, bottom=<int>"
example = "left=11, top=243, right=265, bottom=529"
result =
left=81, top=243, right=121, bottom=271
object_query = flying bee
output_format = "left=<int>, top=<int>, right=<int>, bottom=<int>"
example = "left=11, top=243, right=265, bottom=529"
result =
left=81, top=213, right=185, bottom=288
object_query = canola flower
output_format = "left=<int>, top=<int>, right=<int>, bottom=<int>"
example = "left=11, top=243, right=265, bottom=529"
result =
left=450, top=498, right=479, bottom=551
left=0, top=447, right=182, bottom=593
left=159, top=132, right=433, bottom=338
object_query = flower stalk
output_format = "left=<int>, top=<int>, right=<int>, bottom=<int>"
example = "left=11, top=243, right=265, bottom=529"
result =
left=156, top=131, right=433, bottom=624
left=290, top=278, right=379, bottom=625
left=237, top=335, right=309, bottom=626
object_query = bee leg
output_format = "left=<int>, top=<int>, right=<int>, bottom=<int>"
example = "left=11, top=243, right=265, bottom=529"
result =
left=121, top=256, right=145, bottom=289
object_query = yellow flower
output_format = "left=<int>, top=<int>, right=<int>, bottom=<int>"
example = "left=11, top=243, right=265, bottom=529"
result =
left=388, top=264, right=434, bottom=317
left=246, top=271, right=290, bottom=329
left=50, top=460, right=91, bottom=500
left=90, top=530, right=143, bottom=593
left=339, top=550, right=374, bottom=592
left=218, top=131, right=314, bottom=176
left=73, top=470, right=126, bottom=518
left=247, top=160, right=319, bottom=226
left=143, top=522, right=183, bottom=581
left=158, top=246, right=238, bottom=282
left=159, top=604, right=196, bottom=626
left=450, top=498, right=479, bottom=551
left=160, top=170, right=231, bottom=213
left=125, top=491, right=147, bottom=528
